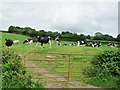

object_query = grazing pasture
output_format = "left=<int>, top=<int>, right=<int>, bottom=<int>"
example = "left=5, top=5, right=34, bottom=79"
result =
left=1, top=32, right=119, bottom=88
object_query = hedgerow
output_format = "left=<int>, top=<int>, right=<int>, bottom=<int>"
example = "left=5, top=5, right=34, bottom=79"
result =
left=2, top=48, right=44, bottom=89
left=85, top=50, right=120, bottom=88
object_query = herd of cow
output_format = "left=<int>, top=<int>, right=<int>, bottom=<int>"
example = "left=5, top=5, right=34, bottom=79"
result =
left=5, top=36, right=118, bottom=48
left=5, top=36, right=56, bottom=48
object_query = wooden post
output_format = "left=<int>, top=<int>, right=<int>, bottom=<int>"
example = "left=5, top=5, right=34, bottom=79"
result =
left=23, top=54, right=26, bottom=68
left=68, top=55, right=71, bottom=81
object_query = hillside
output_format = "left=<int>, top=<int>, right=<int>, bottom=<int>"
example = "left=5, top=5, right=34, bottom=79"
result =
left=2, top=32, right=118, bottom=54
left=2, top=32, right=29, bottom=46
left=1, top=32, right=119, bottom=88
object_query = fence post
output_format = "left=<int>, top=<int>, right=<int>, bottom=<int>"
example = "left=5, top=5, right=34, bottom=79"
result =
left=24, top=55, right=26, bottom=68
left=68, top=55, right=71, bottom=81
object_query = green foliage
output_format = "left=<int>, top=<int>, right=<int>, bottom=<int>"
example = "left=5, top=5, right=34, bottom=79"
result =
left=2, top=49, right=44, bottom=89
left=94, top=32, right=103, bottom=36
left=86, top=35, right=91, bottom=39
left=2, top=32, right=29, bottom=47
left=93, top=34, right=115, bottom=41
left=8, top=25, right=87, bottom=41
left=116, top=34, right=120, bottom=42
left=8, top=25, right=120, bottom=42
left=1, top=32, right=119, bottom=88
left=88, top=75, right=119, bottom=88
left=92, top=51, right=120, bottom=76
left=86, top=50, right=120, bottom=88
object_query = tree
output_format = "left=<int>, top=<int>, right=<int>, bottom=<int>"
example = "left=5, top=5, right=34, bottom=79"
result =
left=86, top=35, right=91, bottom=39
left=103, top=34, right=114, bottom=41
left=93, top=33, right=114, bottom=41
left=8, top=26, right=16, bottom=33
left=94, top=32, right=103, bottom=36
left=116, top=34, right=120, bottom=42
left=79, top=34, right=86, bottom=41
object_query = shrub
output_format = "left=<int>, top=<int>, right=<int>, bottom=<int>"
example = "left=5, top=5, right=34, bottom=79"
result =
left=85, top=50, right=120, bottom=88
left=2, top=48, right=44, bottom=89
left=92, top=51, right=120, bottom=76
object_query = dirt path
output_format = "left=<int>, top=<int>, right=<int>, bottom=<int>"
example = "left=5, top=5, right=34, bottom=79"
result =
left=24, top=59, right=98, bottom=88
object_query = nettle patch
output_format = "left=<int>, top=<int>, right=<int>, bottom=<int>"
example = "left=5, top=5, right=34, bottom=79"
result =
left=2, top=48, right=44, bottom=89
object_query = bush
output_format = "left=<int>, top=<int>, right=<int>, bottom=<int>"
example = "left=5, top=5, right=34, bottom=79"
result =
left=92, top=51, right=120, bottom=76
left=85, top=50, right=120, bottom=88
left=2, top=48, right=44, bottom=89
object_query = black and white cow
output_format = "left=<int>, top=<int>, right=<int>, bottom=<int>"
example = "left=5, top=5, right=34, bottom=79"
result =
left=63, top=43, right=67, bottom=46
left=87, top=42, right=101, bottom=47
left=57, top=43, right=62, bottom=46
left=77, top=41, right=86, bottom=46
left=37, top=36, right=51, bottom=48
left=5, top=39, right=13, bottom=47
left=55, top=36, right=60, bottom=42
left=108, top=43, right=117, bottom=47
left=13, top=40, right=20, bottom=44
left=54, top=36, right=60, bottom=46
left=93, top=42, right=101, bottom=47
left=69, top=42, right=77, bottom=46
left=31, top=37, right=39, bottom=43
left=23, top=38, right=33, bottom=44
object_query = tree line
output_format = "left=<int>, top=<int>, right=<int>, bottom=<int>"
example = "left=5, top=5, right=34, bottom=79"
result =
left=7, top=26, right=120, bottom=42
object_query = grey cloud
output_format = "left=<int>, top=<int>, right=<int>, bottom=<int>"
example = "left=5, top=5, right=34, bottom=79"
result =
left=1, top=2, right=118, bottom=37
left=50, top=2, right=118, bottom=36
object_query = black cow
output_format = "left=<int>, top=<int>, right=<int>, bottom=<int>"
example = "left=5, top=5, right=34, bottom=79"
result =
left=5, top=39, right=13, bottom=47
left=37, top=36, right=51, bottom=48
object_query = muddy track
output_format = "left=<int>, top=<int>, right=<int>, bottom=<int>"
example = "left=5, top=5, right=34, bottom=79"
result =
left=24, top=58, right=98, bottom=88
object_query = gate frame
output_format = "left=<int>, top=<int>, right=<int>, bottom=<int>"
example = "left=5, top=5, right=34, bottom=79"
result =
left=24, top=52, right=96, bottom=82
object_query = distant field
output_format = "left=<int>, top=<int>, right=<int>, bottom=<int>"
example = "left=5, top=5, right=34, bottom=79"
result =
left=2, top=32, right=118, bottom=54
left=1, top=32, right=119, bottom=88
left=2, top=32, right=29, bottom=46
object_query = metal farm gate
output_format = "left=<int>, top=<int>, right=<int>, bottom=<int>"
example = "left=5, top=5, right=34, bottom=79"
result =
left=24, top=52, right=95, bottom=85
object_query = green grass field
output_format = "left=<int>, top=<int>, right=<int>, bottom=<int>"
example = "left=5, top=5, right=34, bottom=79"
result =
left=2, top=32, right=118, bottom=54
left=0, top=32, right=2, bottom=89
left=1, top=32, right=119, bottom=88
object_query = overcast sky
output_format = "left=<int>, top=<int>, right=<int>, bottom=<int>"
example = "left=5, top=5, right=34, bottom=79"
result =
left=0, top=0, right=119, bottom=37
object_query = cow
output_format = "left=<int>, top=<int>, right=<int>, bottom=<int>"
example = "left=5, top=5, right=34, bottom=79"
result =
left=55, top=36, right=60, bottom=43
left=57, top=43, right=62, bottom=46
left=87, top=42, right=101, bottom=47
left=54, top=36, right=60, bottom=46
left=13, top=40, right=20, bottom=44
left=77, top=41, right=86, bottom=46
left=77, top=41, right=80, bottom=46
left=87, top=42, right=94, bottom=47
left=31, top=37, right=38, bottom=43
left=37, top=36, right=51, bottom=48
left=23, top=39, right=33, bottom=44
left=108, top=43, right=117, bottom=47
left=63, top=43, right=67, bottom=46
left=93, top=42, right=101, bottom=47
left=5, top=39, right=13, bottom=47
left=69, top=42, right=76, bottom=46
